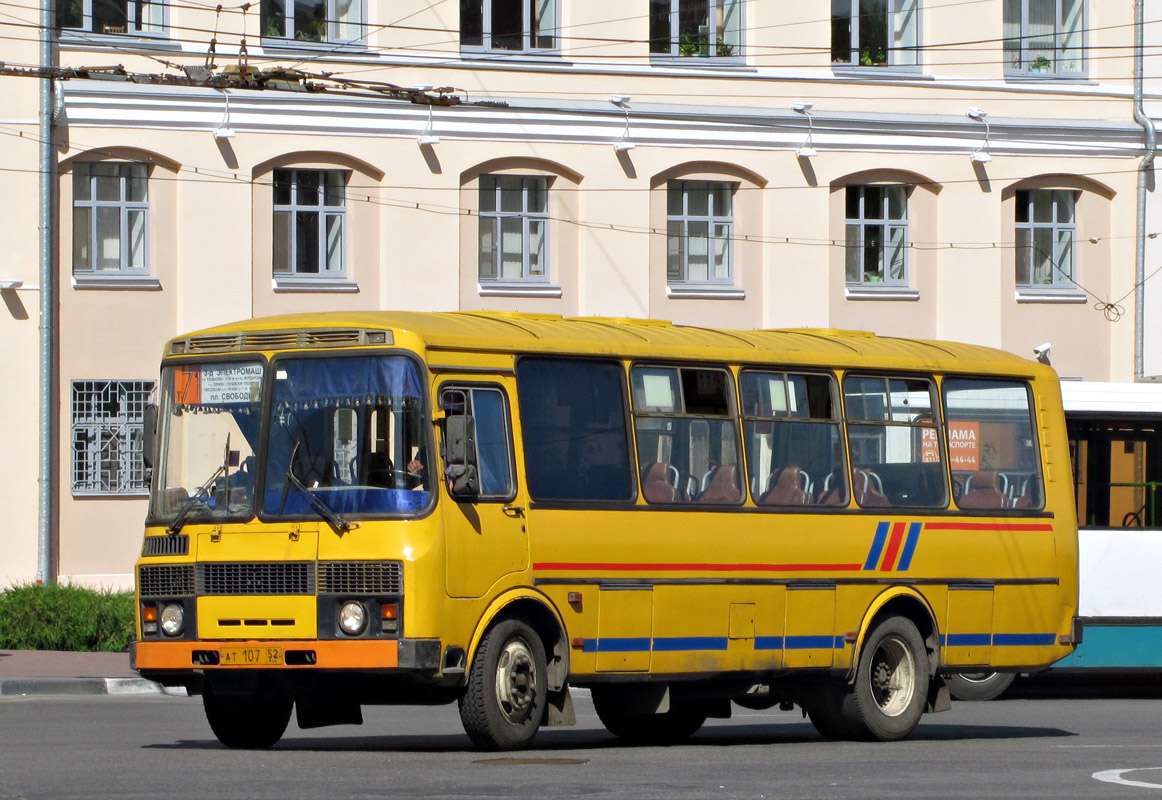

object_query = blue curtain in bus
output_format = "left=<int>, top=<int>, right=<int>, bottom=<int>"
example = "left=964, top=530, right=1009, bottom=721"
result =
left=272, top=356, right=424, bottom=410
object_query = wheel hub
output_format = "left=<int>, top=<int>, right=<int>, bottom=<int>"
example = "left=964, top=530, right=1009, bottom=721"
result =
left=869, top=635, right=916, bottom=717
left=494, top=638, right=538, bottom=723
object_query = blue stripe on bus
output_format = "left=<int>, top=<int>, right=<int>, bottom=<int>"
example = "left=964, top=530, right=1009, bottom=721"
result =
left=582, top=637, right=651, bottom=653
left=863, top=521, right=890, bottom=571
left=785, top=635, right=839, bottom=650
left=896, top=522, right=922, bottom=572
left=945, top=633, right=992, bottom=647
left=653, top=636, right=729, bottom=652
left=755, top=636, right=783, bottom=650
left=993, top=633, right=1057, bottom=647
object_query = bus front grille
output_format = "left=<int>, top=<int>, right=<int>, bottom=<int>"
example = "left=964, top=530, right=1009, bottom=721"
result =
left=196, top=562, right=316, bottom=596
left=142, top=534, right=190, bottom=557
left=138, top=564, right=196, bottom=598
left=318, top=561, right=403, bottom=594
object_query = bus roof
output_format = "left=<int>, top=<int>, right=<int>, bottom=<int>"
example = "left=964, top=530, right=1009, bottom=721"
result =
left=170, top=310, right=1047, bottom=377
left=1060, top=381, right=1162, bottom=416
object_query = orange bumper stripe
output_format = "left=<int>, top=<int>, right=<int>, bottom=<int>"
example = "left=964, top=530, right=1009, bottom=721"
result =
left=133, top=639, right=399, bottom=671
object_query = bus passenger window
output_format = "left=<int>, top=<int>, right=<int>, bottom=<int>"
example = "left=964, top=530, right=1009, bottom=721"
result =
left=843, top=375, right=947, bottom=508
left=943, top=378, right=1042, bottom=512
left=515, top=358, right=634, bottom=502
left=631, top=366, right=742, bottom=505
left=740, top=370, right=846, bottom=506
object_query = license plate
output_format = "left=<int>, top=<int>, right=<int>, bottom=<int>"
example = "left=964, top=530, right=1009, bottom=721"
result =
left=219, top=646, right=284, bottom=666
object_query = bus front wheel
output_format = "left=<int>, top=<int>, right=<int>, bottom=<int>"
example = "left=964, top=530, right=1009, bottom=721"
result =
left=459, top=618, right=547, bottom=750
left=591, top=688, right=707, bottom=745
left=841, top=616, right=929, bottom=741
left=202, top=687, right=292, bottom=749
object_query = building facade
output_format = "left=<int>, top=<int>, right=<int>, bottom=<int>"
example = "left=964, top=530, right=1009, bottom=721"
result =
left=0, top=0, right=1156, bottom=587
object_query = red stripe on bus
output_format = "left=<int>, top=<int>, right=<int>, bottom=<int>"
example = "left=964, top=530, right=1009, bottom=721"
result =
left=532, top=562, right=864, bottom=572
left=879, top=522, right=906, bottom=571
left=925, top=522, right=1055, bottom=532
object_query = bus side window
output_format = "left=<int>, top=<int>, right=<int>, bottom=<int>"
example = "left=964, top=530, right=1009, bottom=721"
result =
left=740, top=370, right=846, bottom=507
left=515, top=358, right=634, bottom=503
left=843, top=374, right=948, bottom=508
left=943, top=378, right=1042, bottom=512
left=630, top=365, right=742, bottom=505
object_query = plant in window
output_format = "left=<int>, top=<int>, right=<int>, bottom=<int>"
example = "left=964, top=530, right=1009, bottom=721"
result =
left=1030, top=55, right=1051, bottom=72
left=679, top=31, right=707, bottom=57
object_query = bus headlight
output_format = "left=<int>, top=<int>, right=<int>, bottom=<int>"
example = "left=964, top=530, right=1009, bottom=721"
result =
left=159, top=603, right=185, bottom=637
left=338, top=601, right=367, bottom=636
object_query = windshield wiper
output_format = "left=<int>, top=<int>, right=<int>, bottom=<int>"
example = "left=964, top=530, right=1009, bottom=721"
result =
left=167, top=435, right=231, bottom=535
left=284, top=441, right=352, bottom=533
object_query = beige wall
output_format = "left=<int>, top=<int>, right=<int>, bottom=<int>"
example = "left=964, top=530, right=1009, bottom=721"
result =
left=0, top=0, right=1153, bottom=587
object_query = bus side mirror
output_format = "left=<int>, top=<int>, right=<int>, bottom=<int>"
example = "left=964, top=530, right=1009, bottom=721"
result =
left=444, top=414, right=479, bottom=496
left=142, top=403, right=158, bottom=471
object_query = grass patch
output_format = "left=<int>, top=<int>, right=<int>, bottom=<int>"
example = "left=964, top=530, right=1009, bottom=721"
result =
left=0, top=584, right=135, bottom=652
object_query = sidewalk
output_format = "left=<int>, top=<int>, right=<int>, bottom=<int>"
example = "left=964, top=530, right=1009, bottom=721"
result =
left=0, top=649, right=180, bottom=697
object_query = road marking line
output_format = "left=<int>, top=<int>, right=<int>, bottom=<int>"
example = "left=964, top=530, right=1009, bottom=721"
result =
left=1093, top=768, right=1162, bottom=789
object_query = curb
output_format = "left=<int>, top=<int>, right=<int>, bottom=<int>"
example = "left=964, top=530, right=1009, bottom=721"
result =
left=0, top=677, right=186, bottom=697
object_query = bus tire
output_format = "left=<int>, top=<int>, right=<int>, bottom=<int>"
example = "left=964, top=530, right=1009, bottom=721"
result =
left=946, top=671, right=1015, bottom=702
left=459, top=618, right=547, bottom=751
left=591, top=688, right=706, bottom=745
left=841, top=615, right=928, bottom=741
left=805, top=686, right=857, bottom=740
left=202, top=688, right=292, bottom=749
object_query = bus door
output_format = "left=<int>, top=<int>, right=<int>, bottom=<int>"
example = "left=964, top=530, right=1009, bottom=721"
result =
left=437, top=378, right=529, bottom=599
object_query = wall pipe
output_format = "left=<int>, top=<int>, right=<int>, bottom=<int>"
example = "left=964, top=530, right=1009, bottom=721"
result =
left=1135, top=0, right=1157, bottom=383
left=37, top=0, right=57, bottom=584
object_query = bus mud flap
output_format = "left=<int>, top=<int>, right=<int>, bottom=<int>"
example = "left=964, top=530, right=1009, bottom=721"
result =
left=546, top=686, right=577, bottom=727
left=926, top=676, right=952, bottom=713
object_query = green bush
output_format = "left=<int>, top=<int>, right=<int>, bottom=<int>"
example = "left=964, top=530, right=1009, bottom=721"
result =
left=0, top=584, right=135, bottom=652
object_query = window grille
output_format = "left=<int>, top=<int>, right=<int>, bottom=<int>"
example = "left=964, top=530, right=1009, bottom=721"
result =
left=71, top=380, right=155, bottom=495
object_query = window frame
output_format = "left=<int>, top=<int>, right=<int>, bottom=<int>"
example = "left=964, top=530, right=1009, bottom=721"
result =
left=739, top=368, right=849, bottom=507
left=1014, top=188, right=1079, bottom=290
left=1003, top=0, right=1085, bottom=78
left=72, top=162, right=151, bottom=277
left=272, top=168, right=349, bottom=280
left=478, top=174, right=552, bottom=285
left=460, top=0, right=559, bottom=54
left=841, top=372, right=948, bottom=509
left=630, top=362, right=744, bottom=505
left=57, top=0, right=166, bottom=35
left=831, top=0, right=921, bottom=70
left=71, top=379, right=156, bottom=496
left=666, top=180, right=737, bottom=287
left=260, top=0, right=366, bottom=44
left=438, top=383, right=517, bottom=503
left=844, top=184, right=910, bottom=288
left=649, top=0, right=744, bottom=62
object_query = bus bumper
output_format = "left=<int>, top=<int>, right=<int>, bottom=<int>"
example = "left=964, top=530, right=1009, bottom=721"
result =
left=131, top=638, right=441, bottom=674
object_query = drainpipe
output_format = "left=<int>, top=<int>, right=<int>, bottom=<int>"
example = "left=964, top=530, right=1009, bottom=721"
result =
left=37, top=0, right=57, bottom=584
left=1134, top=0, right=1157, bottom=382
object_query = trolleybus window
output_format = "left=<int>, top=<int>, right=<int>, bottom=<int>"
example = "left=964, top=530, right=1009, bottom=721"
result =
left=943, top=378, right=1042, bottom=510
left=740, top=370, right=847, bottom=506
left=515, top=358, right=634, bottom=502
left=631, top=365, right=742, bottom=504
left=263, top=355, right=432, bottom=517
left=843, top=374, right=947, bottom=508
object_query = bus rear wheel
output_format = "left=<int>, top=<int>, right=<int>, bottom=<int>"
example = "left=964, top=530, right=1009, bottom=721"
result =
left=946, top=671, right=1015, bottom=701
left=459, top=618, right=547, bottom=751
left=841, top=616, right=929, bottom=741
left=592, top=688, right=706, bottom=745
left=202, top=686, right=292, bottom=749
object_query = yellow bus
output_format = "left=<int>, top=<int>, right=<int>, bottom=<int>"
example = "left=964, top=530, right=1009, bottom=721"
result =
left=132, top=311, right=1079, bottom=749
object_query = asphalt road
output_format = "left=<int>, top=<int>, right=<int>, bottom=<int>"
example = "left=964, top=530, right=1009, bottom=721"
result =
left=2, top=680, right=1160, bottom=800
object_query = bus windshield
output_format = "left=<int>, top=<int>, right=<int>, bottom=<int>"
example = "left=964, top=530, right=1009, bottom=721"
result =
left=263, top=355, right=433, bottom=518
left=152, top=361, right=265, bottom=526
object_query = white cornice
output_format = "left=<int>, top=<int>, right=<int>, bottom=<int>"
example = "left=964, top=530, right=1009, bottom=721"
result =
left=59, top=81, right=1144, bottom=159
